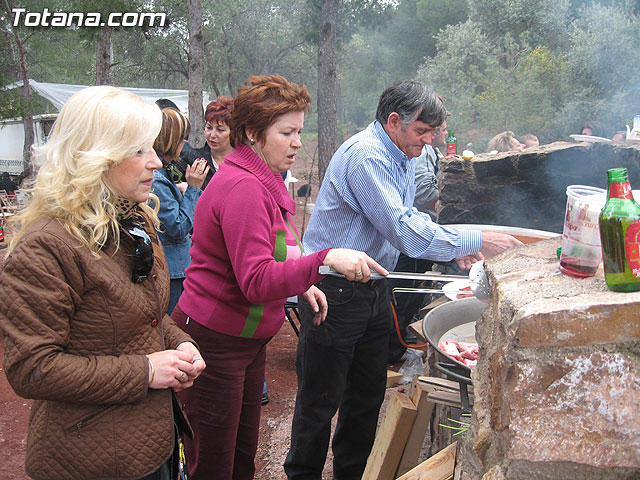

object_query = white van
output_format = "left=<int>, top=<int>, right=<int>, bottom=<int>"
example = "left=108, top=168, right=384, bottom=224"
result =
left=0, top=114, right=57, bottom=175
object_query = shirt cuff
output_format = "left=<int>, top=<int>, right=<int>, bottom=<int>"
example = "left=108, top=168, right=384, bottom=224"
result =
left=458, top=229, right=482, bottom=257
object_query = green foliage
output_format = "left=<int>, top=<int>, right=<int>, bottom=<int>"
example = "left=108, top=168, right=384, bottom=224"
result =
left=300, top=0, right=392, bottom=44
left=558, top=4, right=640, bottom=136
left=468, top=0, right=570, bottom=50
left=414, top=0, right=640, bottom=151
left=0, top=88, right=24, bottom=119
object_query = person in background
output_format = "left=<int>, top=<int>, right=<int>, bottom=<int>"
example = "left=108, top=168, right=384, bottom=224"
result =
left=179, top=96, right=235, bottom=191
left=612, top=131, right=626, bottom=142
left=581, top=120, right=607, bottom=138
left=0, top=86, right=205, bottom=480
left=487, top=131, right=525, bottom=153
left=151, top=108, right=210, bottom=314
left=284, top=80, right=523, bottom=479
left=155, top=98, right=196, bottom=180
left=520, top=133, right=540, bottom=148
left=172, top=74, right=386, bottom=480
left=0, top=171, right=19, bottom=194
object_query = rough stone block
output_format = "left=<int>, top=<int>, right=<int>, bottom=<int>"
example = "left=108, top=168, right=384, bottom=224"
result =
left=455, top=236, right=640, bottom=479
left=508, top=351, right=640, bottom=469
left=438, top=142, right=640, bottom=232
left=514, top=296, right=640, bottom=348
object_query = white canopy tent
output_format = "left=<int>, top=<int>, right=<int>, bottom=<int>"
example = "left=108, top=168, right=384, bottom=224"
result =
left=0, top=80, right=211, bottom=174
left=4, top=79, right=211, bottom=112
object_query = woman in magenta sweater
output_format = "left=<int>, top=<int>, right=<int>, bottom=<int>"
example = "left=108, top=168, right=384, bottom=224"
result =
left=172, top=75, right=386, bottom=480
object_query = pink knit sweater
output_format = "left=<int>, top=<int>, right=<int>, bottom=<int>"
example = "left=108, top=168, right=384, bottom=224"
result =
left=178, top=144, right=329, bottom=338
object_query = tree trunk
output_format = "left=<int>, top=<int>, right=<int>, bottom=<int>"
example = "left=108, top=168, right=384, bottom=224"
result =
left=95, top=26, right=114, bottom=86
left=188, top=0, right=205, bottom=148
left=316, top=0, right=339, bottom=184
left=2, top=0, right=34, bottom=176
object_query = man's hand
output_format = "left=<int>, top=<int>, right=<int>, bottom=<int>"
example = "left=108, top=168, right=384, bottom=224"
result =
left=480, top=231, right=523, bottom=258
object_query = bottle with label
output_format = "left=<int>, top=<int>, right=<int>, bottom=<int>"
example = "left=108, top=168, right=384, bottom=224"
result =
left=599, top=167, right=640, bottom=291
left=446, top=130, right=457, bottom=156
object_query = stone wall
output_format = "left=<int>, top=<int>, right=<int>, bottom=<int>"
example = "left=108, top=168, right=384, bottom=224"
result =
left=438, top=142, right=640, bottom=233
left=456, top=238, right=640, bottom=480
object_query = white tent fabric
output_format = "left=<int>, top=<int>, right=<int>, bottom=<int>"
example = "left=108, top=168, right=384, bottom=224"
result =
left=4, top=79, right=210, bottom=113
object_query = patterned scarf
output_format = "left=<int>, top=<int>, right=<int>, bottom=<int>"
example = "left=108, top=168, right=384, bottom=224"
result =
left=114, top=197, right=139, bottom=220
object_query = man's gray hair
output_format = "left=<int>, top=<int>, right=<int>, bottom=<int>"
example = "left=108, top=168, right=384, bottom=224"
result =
left=375, top=81, right=446, bottom=128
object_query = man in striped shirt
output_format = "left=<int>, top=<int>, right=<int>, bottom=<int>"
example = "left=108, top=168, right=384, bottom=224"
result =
left=284, top=81, right=521, bottom=480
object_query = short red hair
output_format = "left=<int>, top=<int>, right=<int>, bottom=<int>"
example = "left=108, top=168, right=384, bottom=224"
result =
left=228, top=75, right=311, bottom=148
left=205, top=96, right=233, bottom=125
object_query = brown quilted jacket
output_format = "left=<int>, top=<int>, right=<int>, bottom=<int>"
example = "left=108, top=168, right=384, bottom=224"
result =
left=0, top=211, right=194, bottom=480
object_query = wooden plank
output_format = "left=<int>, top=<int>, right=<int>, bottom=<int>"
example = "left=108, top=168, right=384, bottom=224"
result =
left=395, top=384, right=437, bottom=476
left=417, top=376, right=460, bottom=392
left=418, top=377, right=475, bottom=397
left=418, top=295, right=448, bottom=314
left=363, top=391, right=418, bottom=480
left=427, top=390, right=467, bottom=409
left=408, top=319, right=427, bottom=343
left=387, top=370, right=403, bottom=388
left=395, top=441, right=457, bottom=480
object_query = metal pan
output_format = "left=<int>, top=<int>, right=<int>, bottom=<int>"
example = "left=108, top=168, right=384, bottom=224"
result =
left=422, top=297, right=487, bottom=373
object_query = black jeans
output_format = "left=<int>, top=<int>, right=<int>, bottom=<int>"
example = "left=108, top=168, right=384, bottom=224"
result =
left=284, top=276, right=392, bottom=480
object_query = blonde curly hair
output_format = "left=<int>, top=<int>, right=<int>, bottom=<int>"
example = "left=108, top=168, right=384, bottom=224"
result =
left=8, top=86, right=162, bottom=256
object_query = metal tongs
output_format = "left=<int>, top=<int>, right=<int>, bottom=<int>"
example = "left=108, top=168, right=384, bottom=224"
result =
left=318, top=260, right=489, bottom=302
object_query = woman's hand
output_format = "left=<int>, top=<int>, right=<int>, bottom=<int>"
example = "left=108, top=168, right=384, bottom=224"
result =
left=176, top=182, right=188, bottom=195
left=146, top=342, right=206, bottom=392
left=185, top=158, right=209, bottom=190
left=323, top=248, right=388, bottom=282
left=301, top=285, right=328, bottom=326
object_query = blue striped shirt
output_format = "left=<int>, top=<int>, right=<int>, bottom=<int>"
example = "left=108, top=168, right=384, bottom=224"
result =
left=303, top=121, right=481, bottom=270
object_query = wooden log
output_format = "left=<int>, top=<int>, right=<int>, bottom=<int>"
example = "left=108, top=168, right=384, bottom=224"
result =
left=363, top=391, right=418, bottom=480
left=387, top=370, right=403, bottom=388
left=395, top=441, right=457, bottom=480
left=395, top=384, right=436, bottom=477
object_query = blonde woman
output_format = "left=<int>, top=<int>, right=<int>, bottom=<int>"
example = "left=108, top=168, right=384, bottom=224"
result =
left=0, top=86, right=205, bottom=480
left=152, top=108, right=209, bottom=314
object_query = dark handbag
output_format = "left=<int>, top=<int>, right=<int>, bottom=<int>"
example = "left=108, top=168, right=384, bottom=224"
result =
left=172, top=393, right=191, bottom=480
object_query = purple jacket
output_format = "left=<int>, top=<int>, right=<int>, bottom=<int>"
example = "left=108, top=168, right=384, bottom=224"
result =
left=179, top=144, right=329, bottom=338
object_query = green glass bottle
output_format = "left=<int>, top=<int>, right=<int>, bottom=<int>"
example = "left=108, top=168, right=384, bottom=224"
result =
left=599, top=168, right=640, bottom=291
left=446, top=130, right=457, bottom=156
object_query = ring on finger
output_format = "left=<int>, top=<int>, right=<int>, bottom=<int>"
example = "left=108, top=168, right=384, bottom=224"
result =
left=355, top=270, right=363, bottom=277
left=179, top=371, right=187, bottom=381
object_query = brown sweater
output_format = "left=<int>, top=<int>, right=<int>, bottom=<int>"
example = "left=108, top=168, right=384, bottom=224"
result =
left=0, top=211, right=193, bottom=480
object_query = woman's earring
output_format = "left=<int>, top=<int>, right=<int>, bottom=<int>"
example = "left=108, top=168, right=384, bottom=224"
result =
left=250, top=139, right=255, bottom=145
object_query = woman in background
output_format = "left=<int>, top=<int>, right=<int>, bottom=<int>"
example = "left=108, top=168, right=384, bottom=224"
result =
left=179, top=96, right=234, bottom=191
left=204, top=96, right=235, bottom=174
left=172, top=75, right=386, bottom=480
left=0, top=86, right=205, bottom=480
left=152, top=108, right=209, bottom=314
